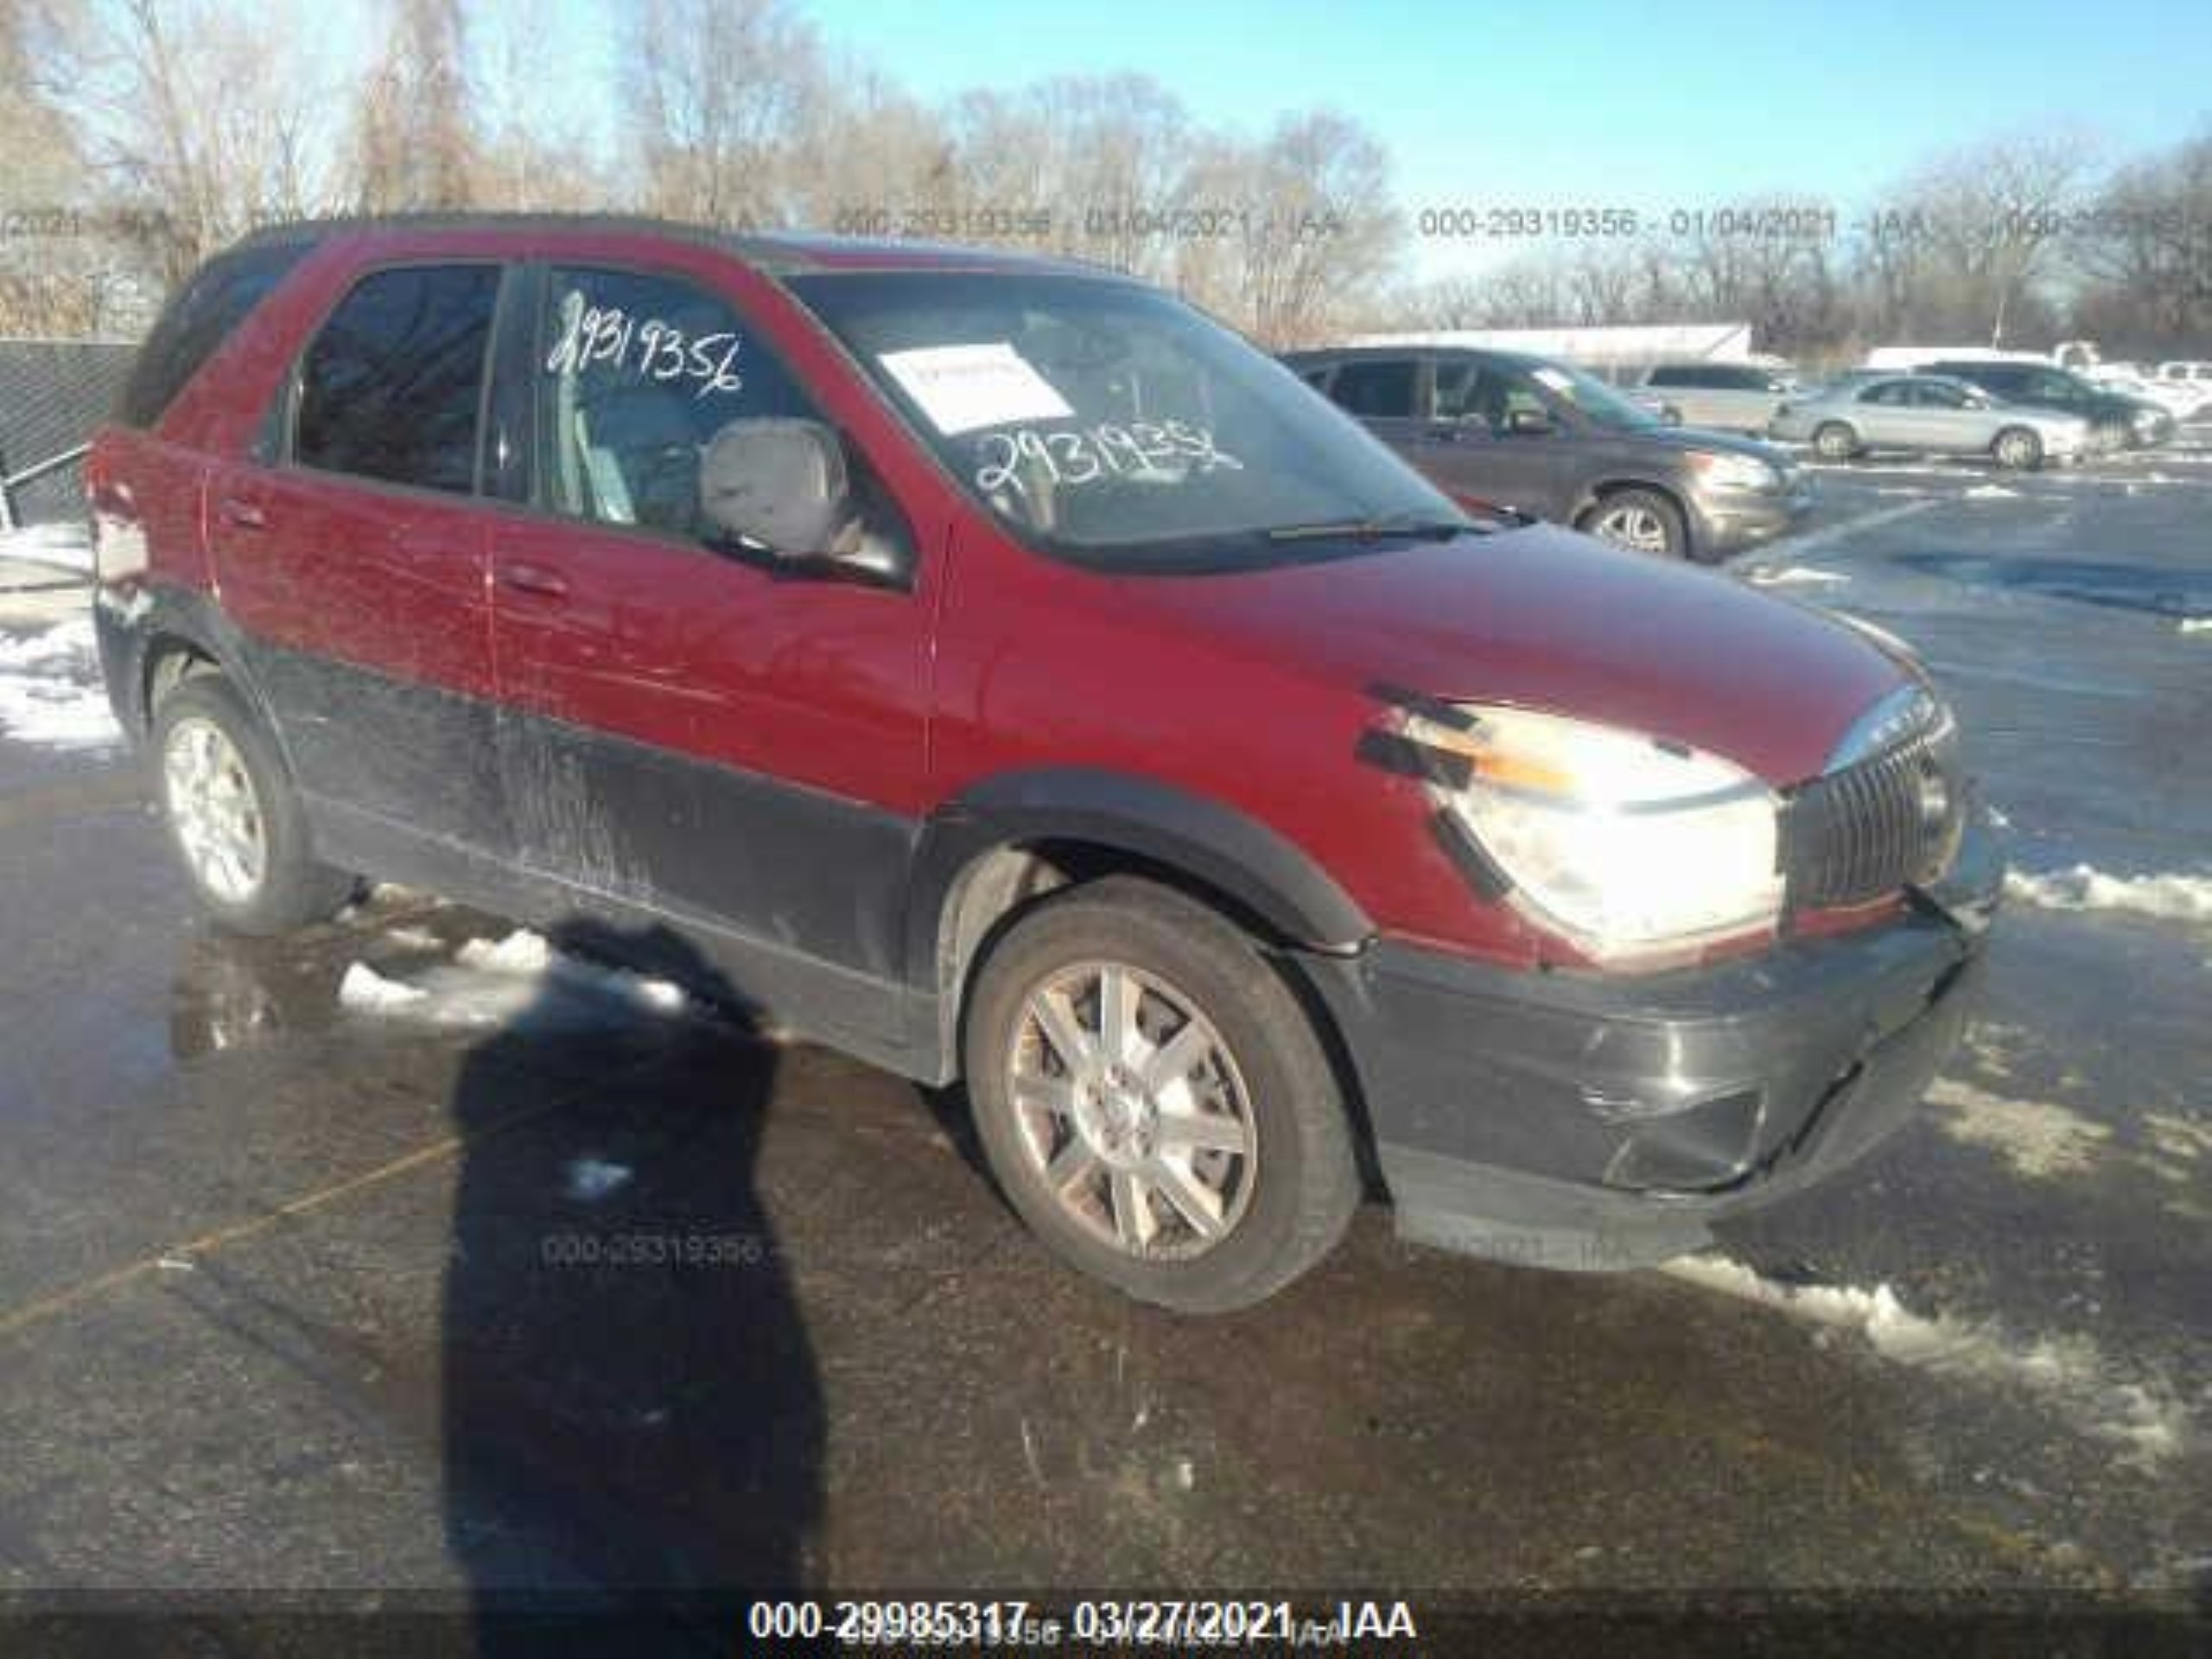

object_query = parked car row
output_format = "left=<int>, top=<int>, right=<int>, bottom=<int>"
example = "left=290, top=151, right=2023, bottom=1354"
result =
left=1283, top=346, right=1811, bottom=562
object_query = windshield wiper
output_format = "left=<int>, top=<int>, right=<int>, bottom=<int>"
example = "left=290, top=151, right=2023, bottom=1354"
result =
left=1262, top=513, right=1475, bottom=544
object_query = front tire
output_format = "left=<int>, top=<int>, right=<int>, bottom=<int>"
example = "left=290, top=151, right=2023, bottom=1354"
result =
left=1812, top=421, right=1859, bottom=461
left=1992, top=426, right=2044, bottom=471
left=963, top=877, right=1359, bottom=1313
left=1577, top=487, right=1689, bottom=559
left=153, top=676, right=356, bottom=936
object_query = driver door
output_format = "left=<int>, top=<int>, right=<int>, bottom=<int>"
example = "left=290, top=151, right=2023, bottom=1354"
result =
left=1420, top=359, right=1569, bottom=518
left=482, top=261, right=932, bottom=1022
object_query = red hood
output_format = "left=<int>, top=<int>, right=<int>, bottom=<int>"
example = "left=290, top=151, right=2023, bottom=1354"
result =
left=1120, top=525, right=1911, bottom=785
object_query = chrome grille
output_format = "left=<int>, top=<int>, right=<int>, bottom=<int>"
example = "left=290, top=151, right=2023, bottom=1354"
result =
left=1783, top=696, right=1964, bottom=909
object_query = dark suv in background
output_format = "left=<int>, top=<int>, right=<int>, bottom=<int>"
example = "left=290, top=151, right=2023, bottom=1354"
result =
left=1287, top=346, right=1812, bottom=562
left=1921, top=359, right=2175, bottom=451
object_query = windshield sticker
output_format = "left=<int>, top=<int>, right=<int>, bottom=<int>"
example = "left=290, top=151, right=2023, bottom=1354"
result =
left=974, top=420, right=1243, bottom=498
left=546, top=300, right=745, bottom=399
left=879, top=342, right=1074, bottom=435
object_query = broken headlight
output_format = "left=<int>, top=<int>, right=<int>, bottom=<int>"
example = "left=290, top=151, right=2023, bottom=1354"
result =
left=1408, top=703, right=1784, bottom=964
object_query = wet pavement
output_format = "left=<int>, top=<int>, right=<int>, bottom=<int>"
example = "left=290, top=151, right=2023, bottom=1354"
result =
left=0, top=435, right=2208, bottom=1631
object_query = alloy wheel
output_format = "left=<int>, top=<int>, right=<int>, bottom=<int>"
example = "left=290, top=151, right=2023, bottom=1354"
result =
left=1005, top=960, right=1257, bottom=1260
left=163, top=716, right=267, bottom=905
left=1592, top=503, right=1671, bottom=554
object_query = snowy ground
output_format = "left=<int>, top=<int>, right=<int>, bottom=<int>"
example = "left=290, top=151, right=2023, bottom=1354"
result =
left=0, top=432, right=2207, bottom=1610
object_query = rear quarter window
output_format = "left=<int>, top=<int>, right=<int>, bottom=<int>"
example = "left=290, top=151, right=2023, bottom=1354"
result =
left=114, top=239, right=317, bottom=430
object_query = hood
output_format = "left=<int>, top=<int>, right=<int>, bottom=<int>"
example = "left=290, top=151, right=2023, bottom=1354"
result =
left=1615, top=423, right=1795, bottom=466
left=1121, top=525, right=1912, bottom=785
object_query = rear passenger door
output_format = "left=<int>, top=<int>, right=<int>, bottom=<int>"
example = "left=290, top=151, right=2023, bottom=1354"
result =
left=481, top=263, right=932, bottom=1032
left=207, top=261, right=511, bottom=852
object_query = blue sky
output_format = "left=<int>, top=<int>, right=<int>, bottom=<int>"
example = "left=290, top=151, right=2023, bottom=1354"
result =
left=523, top=0, right=2206, bottom=273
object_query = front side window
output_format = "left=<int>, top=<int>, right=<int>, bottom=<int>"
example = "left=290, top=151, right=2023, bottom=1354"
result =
left=1433, top=361, right=1548, bottom=429
left=296, top=264, right=500, bottom=493
left=1860, top=380, right=1912, bottom=406
left=788, top=271, right=1461, bottom=567
left=1913, top=379, right=1969, bottom=409
left=537, top=265, right=819, bottom=538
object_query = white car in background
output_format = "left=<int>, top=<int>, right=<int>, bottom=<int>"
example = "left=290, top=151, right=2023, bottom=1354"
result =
left=1637, top=361, right=1804, bottom=434
left=2154, top=361, right=2212, bottom=416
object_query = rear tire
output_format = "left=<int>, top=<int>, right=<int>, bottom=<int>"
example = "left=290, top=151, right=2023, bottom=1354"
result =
left=1992, top=426, right=2044, bottom=471
left=152, top=676, right=356, bottom=936
left=1812, top=422, right=1859, bottom=461
left=1576, top=487, right=1689, bottom=560
left=962, top=876, right=1360, bottom=1313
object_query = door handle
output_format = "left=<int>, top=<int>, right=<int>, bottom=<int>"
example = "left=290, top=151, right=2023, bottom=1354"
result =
left=217, top=497, right=265, bottom=531
left=499, top=562, right=569, bottom=600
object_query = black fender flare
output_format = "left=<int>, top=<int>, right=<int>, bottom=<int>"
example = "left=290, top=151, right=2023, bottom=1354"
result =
left=97, top=583, right=290, bottom=766
left=903, top=766, right=1374, bottom=1007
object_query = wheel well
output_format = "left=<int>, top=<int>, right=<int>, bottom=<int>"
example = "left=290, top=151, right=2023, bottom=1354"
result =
left=1581, top=478, right=1687, bottom=522
left=143, top=634, right=219, bottom=720
left=935, top=839, right=1383, bottom=1182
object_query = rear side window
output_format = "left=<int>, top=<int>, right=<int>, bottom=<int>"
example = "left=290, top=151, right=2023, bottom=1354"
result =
left=1645, top=365, right=1691, bottom=387
left=1328, top=359, right=1417, bottom=418
left=296, top=264, right=502, bottom=493
left=115, top=240, right=315, bottom=429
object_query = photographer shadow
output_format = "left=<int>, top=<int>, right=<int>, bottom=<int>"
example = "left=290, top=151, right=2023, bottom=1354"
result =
left=439, top=918, right=823, bottom=1654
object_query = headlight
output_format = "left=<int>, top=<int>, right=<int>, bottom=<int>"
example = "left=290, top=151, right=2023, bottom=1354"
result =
left=1404, top=703, right=1783, bottom=963
left=1686, top=450, right=1778, bottom=491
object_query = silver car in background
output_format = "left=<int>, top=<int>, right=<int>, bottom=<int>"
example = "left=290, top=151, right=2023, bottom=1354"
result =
left=1639, top=361, right=1803, bottom=434
left=1770, top=373, right=2089, bottom=470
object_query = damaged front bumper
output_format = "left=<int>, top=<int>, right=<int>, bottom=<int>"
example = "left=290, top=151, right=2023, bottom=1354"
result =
left=1309, top=812, right=2003, bottom=1270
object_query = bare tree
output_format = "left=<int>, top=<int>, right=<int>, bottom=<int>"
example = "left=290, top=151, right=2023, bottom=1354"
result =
left=467, top=0, right=613, bottom=211
left=48, top=0, right=337, bottom=279
left=1173, top=111, right=1399, bottom=346
left=347, top=0, right=479, bottom=212
left=621, top=0, right=823, bottom=228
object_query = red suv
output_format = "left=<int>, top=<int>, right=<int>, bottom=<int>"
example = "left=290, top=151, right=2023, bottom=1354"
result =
left=90, top=217, right=2000, bottom=1311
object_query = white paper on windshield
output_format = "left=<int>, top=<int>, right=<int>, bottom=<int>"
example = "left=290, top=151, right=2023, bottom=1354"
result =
left=879, top=342, right=1073, bottom=435
left=1530, top=366, right=1574, bottom=392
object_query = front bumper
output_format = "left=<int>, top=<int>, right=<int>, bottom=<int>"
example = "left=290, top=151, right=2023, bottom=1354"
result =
left=1307, top=814, right=2003, bottom=1270
left=1691, top=479, right=1815, bottom=556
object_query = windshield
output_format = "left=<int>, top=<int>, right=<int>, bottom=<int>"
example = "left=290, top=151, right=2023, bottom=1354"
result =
left=786, top=270, right=1467, bottom=565
left=1516, top=359, right=1664, bottom=430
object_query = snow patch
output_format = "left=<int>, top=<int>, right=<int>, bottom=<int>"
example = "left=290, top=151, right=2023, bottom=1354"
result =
left=1963, top=483, right=2018, bottom=499
left=2179, top=617, right=2212, bottom=635
left=456, top=930, right=554, bottom=975
left=2004, top=863, right=2212, bottom=923
left=1662, top=1254, right=2192, bottom=1469
left=338, top=962, right=431, bottom=1012
left=2143, top=1113, right=2212, bottom=1166
left=1926, top=1077, right=2112, bottom=1179
left=0, top=617, right=123, bottom=750
left=564, top=1158, right=633, bottom=1202
left=337, top=928, right=690, bottom=1031
left=1746, top=564, right=1849, bottom=587
left=0, top=521, right=93, bottom=574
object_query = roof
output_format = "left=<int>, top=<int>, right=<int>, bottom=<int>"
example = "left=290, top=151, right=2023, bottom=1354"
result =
left=1344, top=322, right=1758, bottom=365
left=236, top=213, right=1120, bottom=280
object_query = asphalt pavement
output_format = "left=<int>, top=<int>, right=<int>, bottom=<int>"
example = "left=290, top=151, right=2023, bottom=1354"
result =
left=0, top=432, right=2206, bottom=1647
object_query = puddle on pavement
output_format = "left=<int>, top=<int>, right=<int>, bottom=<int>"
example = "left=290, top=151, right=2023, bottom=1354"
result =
left=1895, top=553, right=2212, bottom=620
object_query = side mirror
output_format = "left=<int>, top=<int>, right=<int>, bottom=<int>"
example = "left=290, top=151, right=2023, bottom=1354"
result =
left=699, top=417, right=852, bottom=557
left=1505, top=407, right=1554, bottom=435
